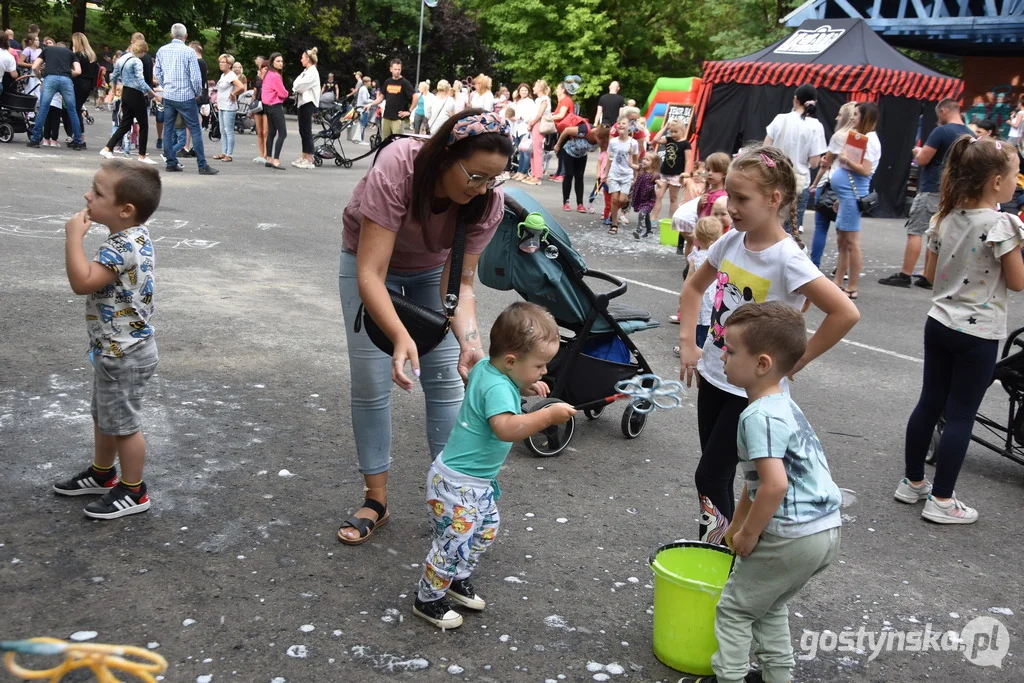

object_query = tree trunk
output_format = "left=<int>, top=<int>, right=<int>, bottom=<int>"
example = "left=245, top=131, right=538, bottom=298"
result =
left=2, top=0, right=10, bottom=35
left=218, top=1, right=231, bottom=55
left=72, top=0, right=87, bottom=33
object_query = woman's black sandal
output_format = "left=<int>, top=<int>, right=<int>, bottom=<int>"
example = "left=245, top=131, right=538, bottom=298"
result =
left=337, top=497, right=389, bottom=545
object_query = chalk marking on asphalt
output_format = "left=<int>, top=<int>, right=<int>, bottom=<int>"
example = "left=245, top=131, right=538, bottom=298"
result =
left=616, top=276, right=681, bottom=297
left=614, top=274, right=925, bottom=365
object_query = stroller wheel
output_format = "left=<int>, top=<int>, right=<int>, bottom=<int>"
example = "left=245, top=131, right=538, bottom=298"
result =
left=313, top=155, right=323, bottom=167
left=621, top=401, right=650, bottom=439
left=343, top=159, right=354, bottom=169
left=0, top=123, right=13, bottom=144
left=524, top=398, right=575, bottom=457
left=335, top=156, right=344, bottom=166
left=925, top=419, right=943, bottom=465
left=583, top=405, right=606, bottom=420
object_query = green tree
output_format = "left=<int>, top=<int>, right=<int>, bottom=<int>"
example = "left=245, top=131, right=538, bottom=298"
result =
left=463, top=0, right=618, bottom=99
left=303, top=0, right=492, bottom=86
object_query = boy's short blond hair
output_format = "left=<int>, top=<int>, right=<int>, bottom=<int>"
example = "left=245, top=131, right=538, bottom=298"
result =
left=726, top=301, right=807, bottom=374
left=101, top=159, right=163, bottom=224
left=489, top=302, right=559, bottom=357
left=694, top=216, right=723, bottom=249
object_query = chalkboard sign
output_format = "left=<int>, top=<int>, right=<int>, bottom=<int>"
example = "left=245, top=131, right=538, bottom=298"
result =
left=665, top=103, right=694, bottom=137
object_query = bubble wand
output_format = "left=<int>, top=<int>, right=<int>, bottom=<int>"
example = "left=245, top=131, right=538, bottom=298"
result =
left=2, top=637, right=168, bottom=683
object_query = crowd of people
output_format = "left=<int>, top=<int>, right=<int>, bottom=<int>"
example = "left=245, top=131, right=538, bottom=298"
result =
left=7, top=18, right=1024, bottom=683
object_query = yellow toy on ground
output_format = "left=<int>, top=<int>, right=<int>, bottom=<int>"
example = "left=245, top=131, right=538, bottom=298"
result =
left=2, top=637, right=167, bottom=682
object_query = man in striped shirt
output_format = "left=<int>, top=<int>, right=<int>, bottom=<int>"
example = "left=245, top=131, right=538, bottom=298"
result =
left=154, top=23, right=218, bottom=174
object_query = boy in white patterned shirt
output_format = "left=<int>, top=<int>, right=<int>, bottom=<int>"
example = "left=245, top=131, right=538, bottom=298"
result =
left=53, top=159, right=162, bottom=520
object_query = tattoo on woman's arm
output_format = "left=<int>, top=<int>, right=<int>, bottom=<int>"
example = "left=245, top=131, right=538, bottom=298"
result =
left=464, top=329, right=479, bottom=343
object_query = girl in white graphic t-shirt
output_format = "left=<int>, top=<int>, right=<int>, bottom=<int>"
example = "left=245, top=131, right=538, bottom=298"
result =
left=677, top=144, right=860, bottom=545
left=896, top=136, right=1024, bottom=525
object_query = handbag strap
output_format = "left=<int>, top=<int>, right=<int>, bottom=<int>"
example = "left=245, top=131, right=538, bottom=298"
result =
left=444, top=221, right=467, bottom=318
left=428, top=97, right=450, bottom=131
left=365, top=138, right=466, bottom=319
left=846, top=168, right=863, bottom=199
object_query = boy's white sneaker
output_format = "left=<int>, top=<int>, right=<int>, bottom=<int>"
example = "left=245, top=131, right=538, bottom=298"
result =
left=413, top=597, right=463, bottom=630
left=921, top=495, right=978, bottom=524
left=894, top=478, right=932, bottom=504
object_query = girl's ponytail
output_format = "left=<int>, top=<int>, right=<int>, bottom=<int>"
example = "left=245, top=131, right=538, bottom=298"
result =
left=935, top=135, right=1015, bottom=227
left=795, top=84, right=818, bottom=120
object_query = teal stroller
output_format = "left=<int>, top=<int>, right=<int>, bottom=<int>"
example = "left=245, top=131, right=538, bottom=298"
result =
left=479, top=188, right=661, bottom=456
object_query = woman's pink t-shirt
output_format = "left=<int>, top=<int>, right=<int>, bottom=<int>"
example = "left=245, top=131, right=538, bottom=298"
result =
left=342, top=138, right=505, bottom=272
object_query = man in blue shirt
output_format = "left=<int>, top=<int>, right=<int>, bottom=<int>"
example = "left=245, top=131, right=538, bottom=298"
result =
left=879, top=98, right=972, bottom=289
left=154, top=23, right=217, bottom=175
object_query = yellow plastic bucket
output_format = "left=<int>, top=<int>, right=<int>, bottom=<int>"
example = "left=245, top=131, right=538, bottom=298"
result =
left=649, top=541, right=735, bottom=675
left=659, top=218, right=677, bottom=247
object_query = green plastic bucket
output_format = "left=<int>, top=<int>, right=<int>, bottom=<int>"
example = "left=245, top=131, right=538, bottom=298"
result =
left=649, top=541, right=735, bottom=675
left=659, top=218, right=677, bottom=247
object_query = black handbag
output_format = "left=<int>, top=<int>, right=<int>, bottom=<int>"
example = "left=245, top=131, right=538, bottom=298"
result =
left=815, top=181, right=839, bottom=221
left=847, top=171, right=879, bottom=215
left=354, top=222, right=466, bottom=357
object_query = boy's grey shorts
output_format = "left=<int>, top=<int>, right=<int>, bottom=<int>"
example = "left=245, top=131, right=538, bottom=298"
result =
left=91, top=337, right=158, bottom=436
left=905, top=191, right=939, bottom=236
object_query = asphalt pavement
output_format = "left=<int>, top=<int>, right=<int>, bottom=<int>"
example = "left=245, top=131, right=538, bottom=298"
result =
left=1, top=117, right=1021, bottom=682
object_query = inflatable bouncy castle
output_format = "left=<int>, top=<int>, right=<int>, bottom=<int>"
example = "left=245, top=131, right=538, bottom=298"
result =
left=642, top=77, right=702, bottom=135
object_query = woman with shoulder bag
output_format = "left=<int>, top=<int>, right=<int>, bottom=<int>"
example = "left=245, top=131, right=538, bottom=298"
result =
left=426, top=79, right=455, bottom=134
left=524, top=79, right=551, bottom=186
left=830, top=101, right=881, bottom=300
left=810, top=102, right=858, bottom=268
left=336, top=109, right=514, bottom=545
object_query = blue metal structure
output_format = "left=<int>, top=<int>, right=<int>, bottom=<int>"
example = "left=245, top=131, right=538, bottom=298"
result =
left=783, top=0, right=1024, bottom=54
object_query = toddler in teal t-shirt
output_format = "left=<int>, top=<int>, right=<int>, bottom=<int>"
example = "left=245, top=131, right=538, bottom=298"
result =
left=413, top=302, right=576, bottom=630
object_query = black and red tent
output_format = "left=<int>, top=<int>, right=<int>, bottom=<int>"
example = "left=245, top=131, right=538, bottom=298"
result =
left=693, top=18, right=963, bottom=217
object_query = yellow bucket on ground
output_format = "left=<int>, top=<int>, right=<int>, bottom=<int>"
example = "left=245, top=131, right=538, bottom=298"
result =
left=649, top=541, right=735, bottom=675
left=659, top=218, right=677, bottom=247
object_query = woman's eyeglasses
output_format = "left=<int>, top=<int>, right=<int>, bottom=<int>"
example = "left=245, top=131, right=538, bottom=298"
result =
left=458, top=161, right=505, bottom=190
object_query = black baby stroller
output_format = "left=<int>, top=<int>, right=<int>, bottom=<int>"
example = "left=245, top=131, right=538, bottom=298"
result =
left=207, top=103, right=220, bottom=141
left=311, top=103, right=361, bottom=168
left=926, top=327, right=1024, bottom=467
left=0, top=90, right=35, bottom=143
left=479, top=188, right=661, bottom=456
